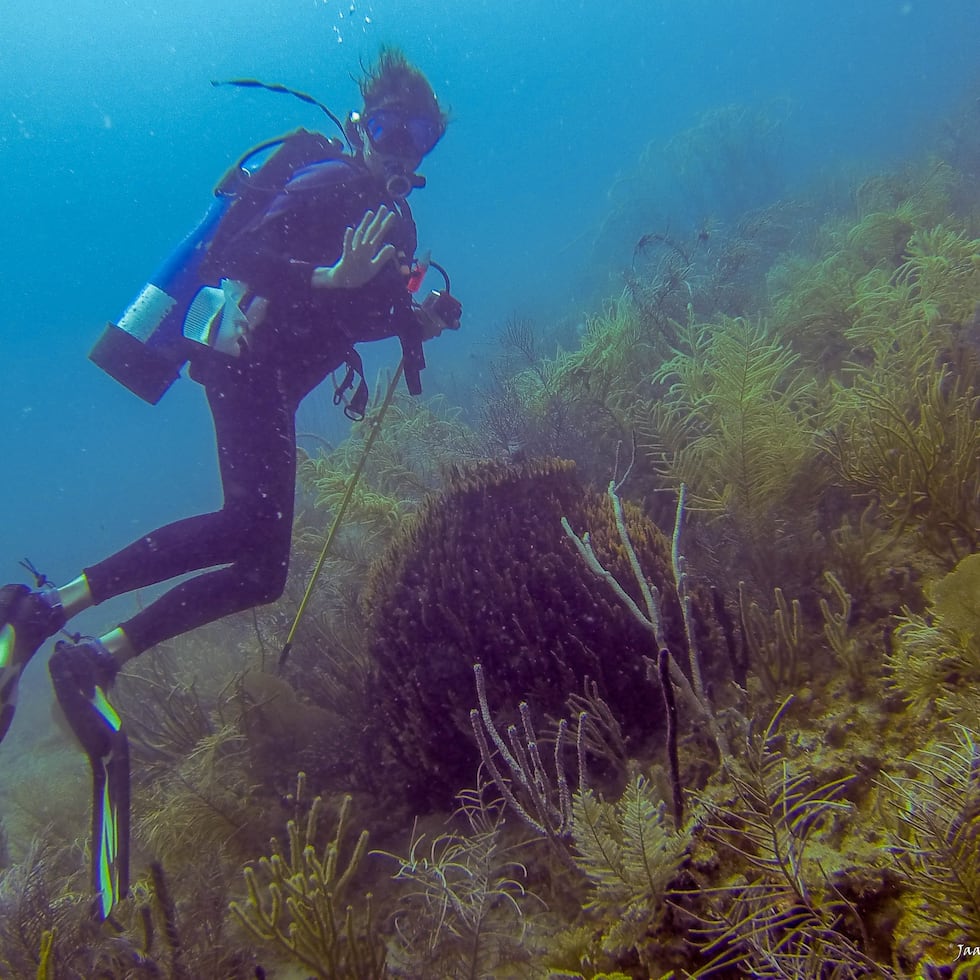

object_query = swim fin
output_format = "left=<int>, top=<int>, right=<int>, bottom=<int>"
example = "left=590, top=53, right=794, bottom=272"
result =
left=90, top=717, right=131, bottom=921
left=49, top=638, right=129, bottom=920
left=0, top=584, right=65, bottom=742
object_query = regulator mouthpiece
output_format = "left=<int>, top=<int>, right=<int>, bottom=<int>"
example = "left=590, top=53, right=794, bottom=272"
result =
left=385, top=170, right=425, bottom=199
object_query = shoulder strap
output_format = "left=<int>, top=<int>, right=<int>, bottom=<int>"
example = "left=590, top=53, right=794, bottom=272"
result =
left=206, top=129, right=345, bottom=259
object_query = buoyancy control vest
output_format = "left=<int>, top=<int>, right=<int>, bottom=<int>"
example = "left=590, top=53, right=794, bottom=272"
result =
left=89, top=129, right=344, bottom=404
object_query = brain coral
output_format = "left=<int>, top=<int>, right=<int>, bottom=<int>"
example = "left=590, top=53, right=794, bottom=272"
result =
left=362, top=457, right=726, bottom=808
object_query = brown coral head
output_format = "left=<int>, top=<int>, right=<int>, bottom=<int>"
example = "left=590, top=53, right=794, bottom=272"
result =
left=362, top=457, right=718, bottom=809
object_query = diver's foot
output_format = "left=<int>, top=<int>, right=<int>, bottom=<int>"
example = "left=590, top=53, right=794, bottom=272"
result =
left=0, top=584, right=66, bottom=742
left=49, top=637, right=121, bottom=761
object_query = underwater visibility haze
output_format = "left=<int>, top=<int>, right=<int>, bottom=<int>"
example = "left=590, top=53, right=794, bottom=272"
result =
left=2, top=0, right=980, bottom=976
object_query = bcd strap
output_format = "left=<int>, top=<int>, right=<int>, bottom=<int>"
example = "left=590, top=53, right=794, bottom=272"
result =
left=399, top=330, right=426, bottom=396
left=333, top=349, right=370, bottom=421
left=334, top=329, right=426, bottom=420
left=205, top=129, right=344, bottom=272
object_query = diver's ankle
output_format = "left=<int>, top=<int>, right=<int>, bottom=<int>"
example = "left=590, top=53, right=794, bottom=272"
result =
left=57, top=575, right=93, bottom=620
left=99, top=627, right=135, bottom=666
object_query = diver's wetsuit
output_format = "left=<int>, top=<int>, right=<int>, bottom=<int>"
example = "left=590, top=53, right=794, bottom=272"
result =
left=83, top=152, right=424, bottom=655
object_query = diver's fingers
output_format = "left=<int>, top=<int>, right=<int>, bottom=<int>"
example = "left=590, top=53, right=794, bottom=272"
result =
left=370, top=242, right=397, bottom=269
left=369, top=213, right=396, bottom=255
left=350, top=210, right=373, bottom=250
left=363, top=205, right=394, bottom=247
left=349, top=207, right=389, bottom=251
left=341, top=224, right=356, bottom=257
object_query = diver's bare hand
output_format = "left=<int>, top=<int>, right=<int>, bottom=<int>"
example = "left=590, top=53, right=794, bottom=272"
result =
left=312, top=206, right=397, bottom=289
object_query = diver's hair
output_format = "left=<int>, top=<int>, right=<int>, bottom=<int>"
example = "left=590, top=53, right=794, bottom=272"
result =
left=358, top=46, right=448, bottom=130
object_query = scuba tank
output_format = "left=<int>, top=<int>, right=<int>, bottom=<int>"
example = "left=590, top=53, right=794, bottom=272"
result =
left=89, top=129, right=342, bottom=403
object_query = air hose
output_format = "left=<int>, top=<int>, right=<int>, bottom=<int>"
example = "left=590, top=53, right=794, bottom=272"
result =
left=278, top=359, right=404, bottom=670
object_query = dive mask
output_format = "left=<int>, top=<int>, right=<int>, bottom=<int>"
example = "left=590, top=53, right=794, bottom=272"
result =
left=363, top=107, right=443, bottom=159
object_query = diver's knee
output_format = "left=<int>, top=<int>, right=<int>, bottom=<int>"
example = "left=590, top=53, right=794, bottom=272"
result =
left=239, top=557, right=289, bottom=606
left=253, top=573, right=287, bottom=606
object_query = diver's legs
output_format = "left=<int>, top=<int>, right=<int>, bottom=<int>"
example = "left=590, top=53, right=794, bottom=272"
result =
left=82, top=509, right=250, bottom=599
left=5, top=365, right=296, bottom=743
left=9, top=365, right=296, bottom=918
left=0, top=521, right=225, bottom=744
left=82, top=372, right=297, bottom=657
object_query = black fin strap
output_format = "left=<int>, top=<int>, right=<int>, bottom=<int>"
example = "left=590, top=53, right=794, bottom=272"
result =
left=18, top=558, right=52, bottom=589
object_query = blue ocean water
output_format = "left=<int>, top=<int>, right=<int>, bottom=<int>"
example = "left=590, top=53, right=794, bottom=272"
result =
left=0, top=0, right=977, bottom=722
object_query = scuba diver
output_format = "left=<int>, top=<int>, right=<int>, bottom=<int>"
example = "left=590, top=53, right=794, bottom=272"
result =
left=0, top=47, right=460, bottom=920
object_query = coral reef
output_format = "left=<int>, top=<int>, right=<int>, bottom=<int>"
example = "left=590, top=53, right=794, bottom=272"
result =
left=635, top=312, right=819, bottom=590
left=4, top=79, right=980, bottom=980
left=476, top=300, right=657, bottom=483
left=0, top=839, right=255, bottom=979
